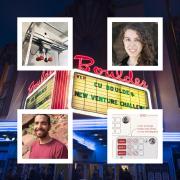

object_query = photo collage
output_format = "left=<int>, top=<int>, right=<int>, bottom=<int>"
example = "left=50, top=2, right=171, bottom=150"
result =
left=17, top=17, right=163, bottom=165
left=1, top=1, right=180, bottom=179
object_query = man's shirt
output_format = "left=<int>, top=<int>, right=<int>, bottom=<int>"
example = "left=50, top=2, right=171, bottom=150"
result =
left=29, top=138, right=68, bottom=159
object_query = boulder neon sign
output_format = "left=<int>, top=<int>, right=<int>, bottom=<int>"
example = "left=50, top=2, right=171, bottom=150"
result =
left=28, top=54, right=148, bottom=94
left=74, top=55, right=148, bottom=88
left=28, top=71, right=54, bottom=94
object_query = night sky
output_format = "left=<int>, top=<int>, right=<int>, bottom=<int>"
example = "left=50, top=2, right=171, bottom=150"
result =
left=1, top=0, right=180, bottom=47
left=0, top=0, right=73, bottom=47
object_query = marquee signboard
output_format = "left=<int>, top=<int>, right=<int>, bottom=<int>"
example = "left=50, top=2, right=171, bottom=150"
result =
left=24, top=69, right=151, bottom=117
left=24, top=71, right=70, bottom=109
left=25, top=73, right=55, bottom=109
left=70, top=70, right=151, bottom=117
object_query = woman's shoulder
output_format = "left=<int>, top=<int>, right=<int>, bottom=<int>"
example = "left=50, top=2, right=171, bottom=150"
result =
left=113, top=57, right=129, bottom=66
left=120, top=57, right=129, bottom=66
left=153, top=60, right=158, bottom=66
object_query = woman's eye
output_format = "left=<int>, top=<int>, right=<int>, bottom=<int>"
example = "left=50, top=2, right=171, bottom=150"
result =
left=135, top=39, right=141, bottom=42
left=124, top=38, right=130, bottom=42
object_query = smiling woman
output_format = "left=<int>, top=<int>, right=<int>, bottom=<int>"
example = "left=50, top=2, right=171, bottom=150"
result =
left=113, top=23, right=157, bottom=66
left=123, top=28, right=143, bottom=65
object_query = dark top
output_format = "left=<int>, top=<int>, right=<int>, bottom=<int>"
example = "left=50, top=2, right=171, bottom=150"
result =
left=120, top=57, right=129, bottom=66
left=120, top=56, right=157, bottom=66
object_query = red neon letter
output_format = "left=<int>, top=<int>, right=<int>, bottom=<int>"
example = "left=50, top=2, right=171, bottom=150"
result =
left=74, top=55, right=95, bottom=72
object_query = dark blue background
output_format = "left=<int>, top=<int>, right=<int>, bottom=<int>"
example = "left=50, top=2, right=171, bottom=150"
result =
left=0, top=0, right=73, bottom=47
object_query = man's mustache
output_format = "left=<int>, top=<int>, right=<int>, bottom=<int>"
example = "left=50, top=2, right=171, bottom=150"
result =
left=34, top=128, right=45, bottom=132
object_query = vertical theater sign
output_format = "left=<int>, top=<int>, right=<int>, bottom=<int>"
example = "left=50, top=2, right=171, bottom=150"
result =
left=24, top=55, right=151, bottom=117
left=25, top=70, right=70, bottom=109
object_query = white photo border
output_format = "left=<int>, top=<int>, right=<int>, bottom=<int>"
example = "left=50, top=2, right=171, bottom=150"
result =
left=17, top=17, right=73, bottom=71
left=107, top=17, right=163, bottom=71
left=17, top=109, right=73, bottom=164
left=107, top=109, right=163, bottom=164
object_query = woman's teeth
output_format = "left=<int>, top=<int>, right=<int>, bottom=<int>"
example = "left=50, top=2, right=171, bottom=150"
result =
left=129, top=49, right=136, bottom=52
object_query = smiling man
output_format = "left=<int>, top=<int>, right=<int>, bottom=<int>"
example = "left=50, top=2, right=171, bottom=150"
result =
left=29, top=114, right=68, bottom=159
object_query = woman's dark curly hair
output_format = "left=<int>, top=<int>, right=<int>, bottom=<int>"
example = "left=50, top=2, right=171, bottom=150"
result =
left=113, top=23, right=156, bottom=65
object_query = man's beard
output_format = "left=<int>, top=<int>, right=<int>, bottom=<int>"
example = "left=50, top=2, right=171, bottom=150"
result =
left=34, top=128, right=49, bottom=138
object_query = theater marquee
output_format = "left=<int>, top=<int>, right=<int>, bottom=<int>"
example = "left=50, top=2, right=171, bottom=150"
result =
left=24, top=71, right=70, bottom=109
left=24, top=68, right=151, bottom=117
left=25, top=73, right=55, bottom=109
left=71, top=70, right=152, bottom=117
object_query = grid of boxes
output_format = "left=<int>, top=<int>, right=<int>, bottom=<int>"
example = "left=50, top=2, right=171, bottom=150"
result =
left=17, top=17, right=163, bottom=164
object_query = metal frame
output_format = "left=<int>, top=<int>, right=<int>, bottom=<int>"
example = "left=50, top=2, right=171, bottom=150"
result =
left=23, top=22, right=68, bottom=66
